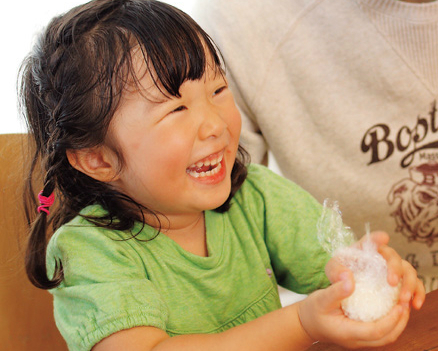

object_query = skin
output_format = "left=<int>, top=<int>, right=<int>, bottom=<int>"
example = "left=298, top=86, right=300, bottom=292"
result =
left=106, top=58, right=241, bottom=256
left=67, top=51, right=426, bottom=351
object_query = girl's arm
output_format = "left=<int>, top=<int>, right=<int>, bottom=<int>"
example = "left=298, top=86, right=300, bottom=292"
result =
left=93, top=232, right=425, bottom=351
left=92, top=276, right=412, bottom=351
left=93, top=302, right=313, bottom=351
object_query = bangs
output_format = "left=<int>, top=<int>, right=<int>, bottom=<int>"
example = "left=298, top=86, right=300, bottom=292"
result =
left=122, top=1, right=223, bottom=97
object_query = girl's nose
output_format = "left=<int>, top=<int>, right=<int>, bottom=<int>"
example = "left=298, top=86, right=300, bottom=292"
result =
left=198, top=108, right=227, bottom=140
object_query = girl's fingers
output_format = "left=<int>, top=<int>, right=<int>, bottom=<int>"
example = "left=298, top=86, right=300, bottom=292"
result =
left=355, top=231, right=389, bottom=248
left=368, top=232, right=425, bottom=311
left=397, top=260, right=418, bottom=306
left=363, top=232, right=405, bottom=288
left=298, top=280, right=355, bottom=343
left=345, top=304, right=405, bottom=345
left=354, top=305, right=409, bottom=348
left=317, top=277, right=355, bottom=313
left=378, top=245, right=403, bottom=286
left=383, top=306, right=410, bottom=344
left=412, top=277, right=426, bottom=310
left=325, top=257, right=353, bottom=284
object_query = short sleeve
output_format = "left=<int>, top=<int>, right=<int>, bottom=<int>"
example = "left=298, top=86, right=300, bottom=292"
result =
left=237, top=165, right=331, bottom=293
left=47, top=218, right=169, bottom=351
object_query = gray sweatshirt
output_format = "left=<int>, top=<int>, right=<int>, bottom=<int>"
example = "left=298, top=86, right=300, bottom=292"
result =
left=193, top=0, right=438, bottom=292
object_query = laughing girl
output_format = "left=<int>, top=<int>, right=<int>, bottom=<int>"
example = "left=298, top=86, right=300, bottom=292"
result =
left=19, top=1, right=424, bottom=350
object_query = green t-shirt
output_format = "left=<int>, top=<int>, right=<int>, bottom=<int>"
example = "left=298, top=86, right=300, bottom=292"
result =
left=47, top=164, right=330, bottom=351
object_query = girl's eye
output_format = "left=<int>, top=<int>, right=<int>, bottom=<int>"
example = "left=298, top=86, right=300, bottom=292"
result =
left=213, top=86, right=227, bottom=96
left=171, top=105, right=187, bottom=113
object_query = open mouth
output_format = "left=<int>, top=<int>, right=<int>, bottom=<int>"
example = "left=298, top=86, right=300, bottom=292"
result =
left=186, top=153, right=224, bottom=178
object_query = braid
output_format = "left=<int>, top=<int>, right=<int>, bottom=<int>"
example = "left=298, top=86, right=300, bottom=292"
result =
left=20, top=14, right=74, bottom=289
left=24, top=152, right=63, bottom=289
left=23, top=87, right=65, bottom=289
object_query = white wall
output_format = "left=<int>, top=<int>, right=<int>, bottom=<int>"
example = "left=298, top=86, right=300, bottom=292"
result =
left=0, top=0, right=195, bottom=134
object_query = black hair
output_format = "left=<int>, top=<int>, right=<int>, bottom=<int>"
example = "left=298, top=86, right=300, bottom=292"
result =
left=19, top=0, right=248, bottom=290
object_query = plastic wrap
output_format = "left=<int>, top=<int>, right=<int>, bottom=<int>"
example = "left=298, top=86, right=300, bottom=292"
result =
left=317, top=199, right=400, bottom=322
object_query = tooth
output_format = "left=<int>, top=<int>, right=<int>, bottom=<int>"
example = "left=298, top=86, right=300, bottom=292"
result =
left=188, top=157, right=223, bottom=178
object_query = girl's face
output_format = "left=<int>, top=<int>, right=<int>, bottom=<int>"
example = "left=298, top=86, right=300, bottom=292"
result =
left=108, top=56, right=241, bottom=227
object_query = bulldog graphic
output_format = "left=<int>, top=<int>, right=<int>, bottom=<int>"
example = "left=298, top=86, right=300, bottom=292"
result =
left=387, top=163, right=438, bottom=246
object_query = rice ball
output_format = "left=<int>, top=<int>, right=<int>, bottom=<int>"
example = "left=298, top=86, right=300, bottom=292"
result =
left=336, top=243, right=401, bottom=322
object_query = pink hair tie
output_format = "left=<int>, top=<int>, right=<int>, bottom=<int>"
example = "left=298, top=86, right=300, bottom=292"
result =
left=38, top=191, right=55, bottom=216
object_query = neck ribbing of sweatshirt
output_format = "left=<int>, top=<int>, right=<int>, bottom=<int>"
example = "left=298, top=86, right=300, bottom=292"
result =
left=357, top=0, right=438, bottom=92
left=359, top=0, right=438, bottom=21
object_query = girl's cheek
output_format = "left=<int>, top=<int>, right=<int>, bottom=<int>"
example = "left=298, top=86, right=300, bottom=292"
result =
left=225, top=104, right=241, bottom=134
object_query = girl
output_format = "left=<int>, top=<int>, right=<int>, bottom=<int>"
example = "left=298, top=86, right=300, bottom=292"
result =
left=19, top=0, right=424, bottom=350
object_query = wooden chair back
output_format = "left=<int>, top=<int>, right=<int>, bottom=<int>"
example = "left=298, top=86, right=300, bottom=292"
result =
left=0, top=133, right=67, bottom=350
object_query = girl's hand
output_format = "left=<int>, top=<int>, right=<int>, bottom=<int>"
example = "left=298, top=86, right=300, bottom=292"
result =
left=298, top=274, right=408, bottom=349
left=297, top=231, right=425, bottom=349
left=362, top=231, right=425, bottom=311
left=340, top=231, right=425, bottom=311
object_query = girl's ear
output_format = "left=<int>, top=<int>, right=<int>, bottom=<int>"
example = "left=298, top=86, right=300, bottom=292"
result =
left=66, top=146, right=120, bottom=183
